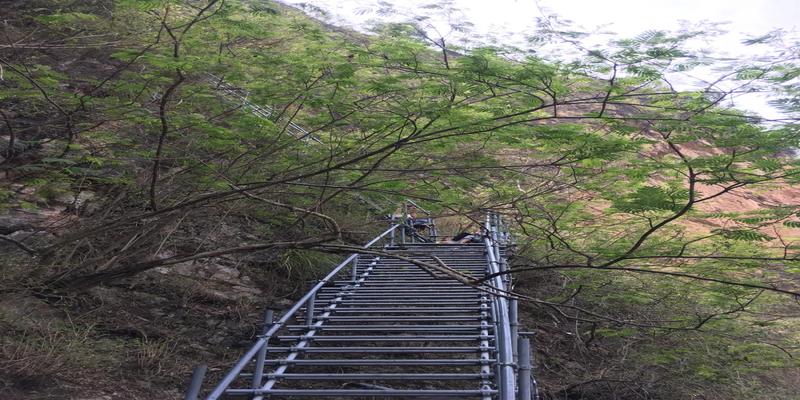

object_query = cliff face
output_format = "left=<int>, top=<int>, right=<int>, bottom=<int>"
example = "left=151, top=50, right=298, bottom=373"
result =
left=2, top=1, right=799, bottom=399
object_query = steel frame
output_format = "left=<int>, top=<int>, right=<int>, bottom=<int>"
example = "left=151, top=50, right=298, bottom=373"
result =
left=187, top=213, right=537, bottom=400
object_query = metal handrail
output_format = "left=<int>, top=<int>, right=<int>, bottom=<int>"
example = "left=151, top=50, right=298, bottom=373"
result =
left=400, top=200, right=438, bottom=243
left=484, top=213, right=516, bottom=400
left=197, top=212, right=535, bottom=399
left=204, top=73, right=323, bottom=144
left=404, top=198, right=431, bottom=214
left=205, top=224, right=401, bottom=400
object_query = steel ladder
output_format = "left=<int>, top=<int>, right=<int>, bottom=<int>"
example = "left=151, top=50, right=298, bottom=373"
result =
left=190, top=215, right=536, bottom=399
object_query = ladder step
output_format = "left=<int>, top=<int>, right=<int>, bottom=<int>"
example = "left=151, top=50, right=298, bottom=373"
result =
left=225, top=388, right=496, bottom=397
left=315, top=307, right=485, bottom=313
left=286, top=325, right=490, bottom=332
left=263, top=346, right=494, bottom=353
left=317, top=290, right=479, bottom=295
left=277, top=335, right=493, bottom=342
left=262, top=372, right=491, bottom=380
left=262, top=359, right=494, bottom=366
left=315, top=316, right=485, bottom=322
left=334, top=301, right=484, bottom=305
left=317, top=291, right=479, bottom=299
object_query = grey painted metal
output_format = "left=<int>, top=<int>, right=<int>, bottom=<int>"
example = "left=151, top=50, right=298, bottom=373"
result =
left=251, top=309, right=273, bottom=388
left=184, top=364, right=207, bottom=400
left=405, top=198, right=437, bottom=241
left=252, top=256, right=381, bottom=399
left=225, top=389, right=497, bottom=397
left=275, top=335, right=494, bottom=342
left=350, top=254, right=359, bottom=281
left=205, top=73, right=323, bottom=144
left=485, top=214, right=516, bottom=400
left=204, top=224, right=399, bottom=400
left=203, top=212, right=535, bottom=399
left=262, top=346, right=494, bottom=353
left=518, top=337, right=533, bottom=400
left=260, top=373, right=492, bottom=380
left=304, top=295, right=315, bottom=327
left=511, top=298, right=519, bottom=364
left=389, top=215, right=396, bottom=246
left=260, top=358, right=495, bottom=366
left=480, top=293, right=493, bottom=400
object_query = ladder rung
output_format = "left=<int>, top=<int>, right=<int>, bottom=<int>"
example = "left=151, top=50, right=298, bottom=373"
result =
left=286, top=325, right=490, bottom=332
left=334, top=301, right=484, bottom=305
left=263, top=346, right=494, bottom=353
left=276, top=335, right=493, bottom=342
left=261, top=358, right=494, bottom=366
left=316, top=307, right=485, bottom=313
left=261, top=372, right=491, bottom=380
left=317, top=294, right=480, bottom=299
left=315, top=316, right=485, bottom=322
left=225, top=388, right=496, bottom=397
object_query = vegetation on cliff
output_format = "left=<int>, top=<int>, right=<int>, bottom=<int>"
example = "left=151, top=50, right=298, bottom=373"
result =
left=1, top=1, right=799, bottom=398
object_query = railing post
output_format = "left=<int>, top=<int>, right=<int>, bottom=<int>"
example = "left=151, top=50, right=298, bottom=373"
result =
left=485, top=212, right=515, bottom=400
left=517, top=337, right=533, bottom=400
left=510, top=299, right=519, bottom=364
left=184, top=364, right=207, bottom=400
left=389, top=217, right=396, bottom=247
left=205, top=224, right=399, bottom=400
left=351, top=254, right=359, bottom=282
left=251, top=309, right=274, bottom=389
left=306, top=294, right=315, bottom=327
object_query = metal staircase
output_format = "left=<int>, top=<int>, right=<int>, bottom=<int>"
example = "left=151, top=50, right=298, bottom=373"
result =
left=186, top=213, right=538, bottom=400
left=204, top=73, right=323, bottom=144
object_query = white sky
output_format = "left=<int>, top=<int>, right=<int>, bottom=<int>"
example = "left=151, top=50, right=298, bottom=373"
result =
left=283, top=0, right=800, bottom=120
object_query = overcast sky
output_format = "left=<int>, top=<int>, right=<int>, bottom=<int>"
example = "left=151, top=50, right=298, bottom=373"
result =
left=282, top=0, right=800, bottom=119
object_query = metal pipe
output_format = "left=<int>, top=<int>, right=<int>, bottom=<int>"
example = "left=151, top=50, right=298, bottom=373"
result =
left=205, top=224, right=400, bottom=400
left=351, top=254, right=359, bottom=282
left=484, top=214, right=515, bottom=400
left=479, top=297, right=493, bottom=400
left=255, top=256, right=381, bottom=396
left=404, top=198, right=431, bottom=214
left=517, top=337, right=532, bottom=400
left=389, top=216, right=396, bottom=246
left=251, top=309, right=274, bottom=388
left=184, top=364, right=207, bottom=400
left=510, top=299, right=519, bottom=364
left=306, top=295, right=315, bottom=327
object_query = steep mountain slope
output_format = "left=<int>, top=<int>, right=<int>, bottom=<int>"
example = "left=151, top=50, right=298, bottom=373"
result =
left=1, top=1, right=799, bottom=399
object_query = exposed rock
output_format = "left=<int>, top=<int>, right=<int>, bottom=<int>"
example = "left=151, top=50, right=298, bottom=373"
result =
left=0, top=209, right=47, bottom=235
left=151, top=255, right=262, bottom=301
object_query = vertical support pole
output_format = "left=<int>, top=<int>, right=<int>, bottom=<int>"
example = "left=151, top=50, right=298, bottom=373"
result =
left=251, top=309, right=274, bottom=389
left=517, top=337, right=533, bottom=400
left=498, top=215, right=507, bottom=243
left=389, top=217, right=396, bottom=247
left=306, top=294, right=315, bottom=327
left=510, top=299, right=519, bottom=364
left=184, top=364, right=207, bottom=400
left=351, top=254, right=359, bottom=282
left=489, top=295, right=503, bottom=396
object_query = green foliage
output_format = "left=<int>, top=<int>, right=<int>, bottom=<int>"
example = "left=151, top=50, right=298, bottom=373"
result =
left=613, top=186, right=688, bottom=213
left=2, top=1, right=799, bottom=398
left=713, top=229, right=774, bottom=242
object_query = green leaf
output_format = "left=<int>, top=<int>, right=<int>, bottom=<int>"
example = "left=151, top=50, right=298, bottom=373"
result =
left=714, top=229, right=774, bottom=242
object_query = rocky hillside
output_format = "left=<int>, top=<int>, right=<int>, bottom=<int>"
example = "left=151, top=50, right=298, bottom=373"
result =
left=1, top=1, right=799, bottom=399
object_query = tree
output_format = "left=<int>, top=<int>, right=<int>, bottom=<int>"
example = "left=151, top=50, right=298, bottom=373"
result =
left=1, top=1, right=799, bottom=398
